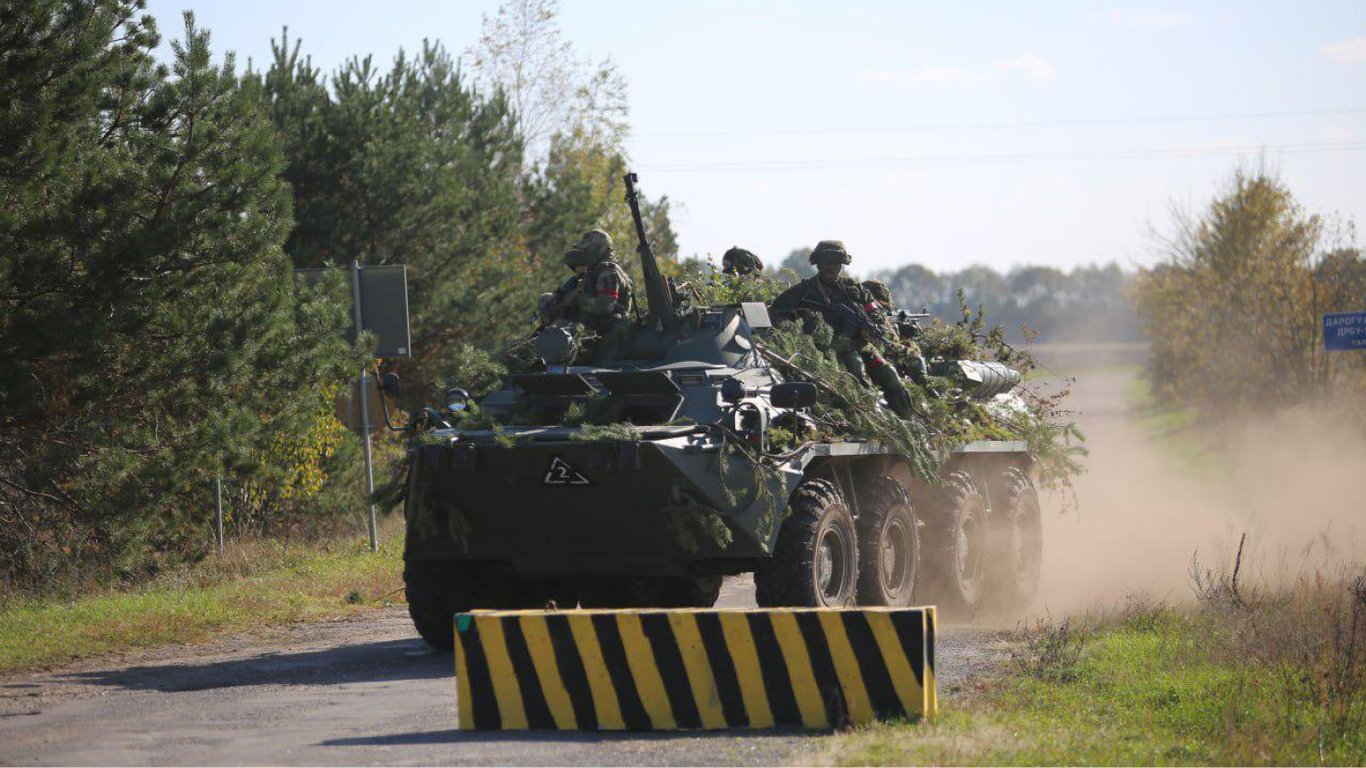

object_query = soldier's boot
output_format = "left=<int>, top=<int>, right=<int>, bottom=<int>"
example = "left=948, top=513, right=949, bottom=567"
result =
left=906, top=350, right=931, bottom=387
left=836, top=346, right=870, bottom=387
left=866, top=352, right=916, bottom=420
left=895, top=340, right=939, bottom=397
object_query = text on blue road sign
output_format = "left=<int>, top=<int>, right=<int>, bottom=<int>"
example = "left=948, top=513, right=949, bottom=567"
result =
left=1323, top=312, right=1366, bottom=351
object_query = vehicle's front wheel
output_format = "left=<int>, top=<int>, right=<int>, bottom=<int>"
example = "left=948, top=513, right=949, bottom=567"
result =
left=856, top=476, right=921, bottom=607
left=988, top=467, right=1042, bottom=612
left=403, top=559, right=475, bottom=651
left=756, top=478, right=859, bottom=607
left=920, top=470, right=989, bottom=618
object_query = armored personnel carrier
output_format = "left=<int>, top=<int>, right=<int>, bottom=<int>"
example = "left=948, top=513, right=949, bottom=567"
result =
left=399, top=174, right=1042, bottom=649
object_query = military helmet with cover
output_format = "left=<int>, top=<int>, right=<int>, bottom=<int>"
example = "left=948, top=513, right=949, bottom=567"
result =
left=808, top=240, right=852, bottom=265
left=563, top=229, right=614, bottom=269
left=862, top=279, right=894, bottom=307
left=721, top=246, right=763, bottom=275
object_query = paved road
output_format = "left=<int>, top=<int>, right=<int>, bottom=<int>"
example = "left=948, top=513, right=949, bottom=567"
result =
left=0, top=577, right=1008, bottom=766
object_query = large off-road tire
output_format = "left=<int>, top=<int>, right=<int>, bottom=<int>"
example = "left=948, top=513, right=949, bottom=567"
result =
left=855, top=476, right=921, bottom=607
left=403, top=559, right=475, bottom=651
left=987, top=467, right=1042, bottom=612
left=755, top=478, right=859, bottom=607
left=919, top=470, right=989, bottom=618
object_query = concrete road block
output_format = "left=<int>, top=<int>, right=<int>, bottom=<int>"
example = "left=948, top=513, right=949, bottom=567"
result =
left=453, top=606, right=936, bottom=730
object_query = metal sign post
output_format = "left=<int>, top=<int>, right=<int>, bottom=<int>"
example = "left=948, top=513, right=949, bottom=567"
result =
left=214, top=474, right=224, bottom=554
left=295, top=263, right=410, bottom=553
left=352, top=260, right=379, bottom=553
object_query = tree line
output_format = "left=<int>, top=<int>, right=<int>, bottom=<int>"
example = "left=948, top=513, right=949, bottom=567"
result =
left=1134, top=168, right=1365, bottom=419
left=0, top=0, right=675, bottom=592
left=773, top=250, right=1142, bottom=344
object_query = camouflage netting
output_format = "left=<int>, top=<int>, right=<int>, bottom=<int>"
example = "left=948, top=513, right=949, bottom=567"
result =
left=391, top=271, right=1087, bottom=510
left=683, top=267, right=1087, bottom=491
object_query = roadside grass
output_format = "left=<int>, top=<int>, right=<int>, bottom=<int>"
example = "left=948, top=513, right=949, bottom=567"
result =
left=0, top=517, right=405, bottom=674
left=1125, top=371, right=1221, bottom=475
left=806, top=568, right=1366, bottom=766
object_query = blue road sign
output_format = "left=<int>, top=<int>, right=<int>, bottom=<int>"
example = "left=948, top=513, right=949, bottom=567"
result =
left=1323, top=311, right=1366, bottom=351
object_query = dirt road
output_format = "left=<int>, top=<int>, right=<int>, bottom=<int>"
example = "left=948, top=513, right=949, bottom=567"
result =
left=0, top=577, right=1008, bottom=766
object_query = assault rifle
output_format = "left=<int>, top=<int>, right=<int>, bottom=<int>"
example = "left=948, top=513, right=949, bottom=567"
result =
left=798, top=294, right=888, bottom=343
left=889, top=308, right=932, bottom=340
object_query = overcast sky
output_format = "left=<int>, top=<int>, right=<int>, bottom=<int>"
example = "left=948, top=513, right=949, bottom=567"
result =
left=145, top=0, right=1366, bottom=274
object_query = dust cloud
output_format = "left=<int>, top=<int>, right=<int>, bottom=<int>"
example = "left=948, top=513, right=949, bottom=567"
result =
left=1029, top=367, right=1366, bottom=617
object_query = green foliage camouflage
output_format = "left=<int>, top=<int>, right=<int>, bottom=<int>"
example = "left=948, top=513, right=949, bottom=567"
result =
left=422, top=271, right=1085, bottom=509
left=686, top=271, right=1086, bottom=490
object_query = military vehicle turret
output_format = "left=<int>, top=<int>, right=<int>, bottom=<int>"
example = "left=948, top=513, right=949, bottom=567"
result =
left=398, top=174, right=1042, bottom=649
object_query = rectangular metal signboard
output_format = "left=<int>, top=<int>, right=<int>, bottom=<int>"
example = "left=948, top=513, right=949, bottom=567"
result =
left=295, top=264, right=412, bottom=358
left=1323, top=311, right=1366, bottom=352
left=357, top=265, right=411, bottom=358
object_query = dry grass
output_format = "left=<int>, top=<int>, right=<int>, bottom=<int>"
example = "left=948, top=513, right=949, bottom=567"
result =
left=1181, top=542, right=1366, bottom=762
left=806, top=548, right=1366, bottom=766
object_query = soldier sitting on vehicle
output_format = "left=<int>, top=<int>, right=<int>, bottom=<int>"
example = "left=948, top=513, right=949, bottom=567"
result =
left=768, top=241, right=916, bottom=419
left=721, top=246, right=764, bottom=277
left=537, top=229, right=635, bottom=365
left=862, top=279, right=932, bottom=388
left=699, top=245, right=769, bottom=303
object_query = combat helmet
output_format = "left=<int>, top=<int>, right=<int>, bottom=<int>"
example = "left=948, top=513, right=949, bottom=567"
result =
left=721, top=246, right=764, bottom=276
left=862, top=279, right=894, bottom=307
left=563, top=229, right=614, bottom=269
left=808, top=240, right=851, bottom=265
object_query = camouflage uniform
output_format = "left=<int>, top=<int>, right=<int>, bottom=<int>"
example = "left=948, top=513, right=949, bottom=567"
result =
left=862, top=280, right=931, bottom=387
left=769, top=241, right=916, bottom=419
left=540, top=229, right=635, bottom=365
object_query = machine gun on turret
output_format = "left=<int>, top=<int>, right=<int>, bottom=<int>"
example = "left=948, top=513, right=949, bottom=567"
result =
left=624, top=172, right=679, bottom=333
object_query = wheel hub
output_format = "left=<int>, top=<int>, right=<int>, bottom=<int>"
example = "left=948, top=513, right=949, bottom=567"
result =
left=881, top=517, right=907, bottom=589
left=818, top=538, right=835, bottom=593
left=957, top=510, right=981, bottom=585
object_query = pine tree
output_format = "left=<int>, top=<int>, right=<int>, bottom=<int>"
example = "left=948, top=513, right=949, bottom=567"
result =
left=1, top=3, right=354, bottom=588
left=260, top=38, right=530, bottom=381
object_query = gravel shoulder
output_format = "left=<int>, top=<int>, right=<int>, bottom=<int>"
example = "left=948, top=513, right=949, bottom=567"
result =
left=0, top=577, right=1008, bottom=767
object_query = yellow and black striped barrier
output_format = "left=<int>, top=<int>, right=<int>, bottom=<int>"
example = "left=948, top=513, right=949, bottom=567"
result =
left=453, top=607, right=936, bottom=730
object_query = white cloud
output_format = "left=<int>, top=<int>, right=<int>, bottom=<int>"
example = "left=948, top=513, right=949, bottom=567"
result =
left=1104, top=9, right=1191, bottom=27
left=1321, top=37, right=1366, bottom=65
left=1000, top=54, right=1056, bottom=83
left=862, top=55, right=1055, bottom=88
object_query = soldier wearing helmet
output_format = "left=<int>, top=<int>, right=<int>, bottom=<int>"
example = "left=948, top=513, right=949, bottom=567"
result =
left=769, top=240, right=868, bottom=324
left=721, top=246, right=764, bottom=277
left=538, top=229, right=635, bottom=364
left=862, top=279, right=932, bottom=389
left=768, top=241, right=917, bottom=419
